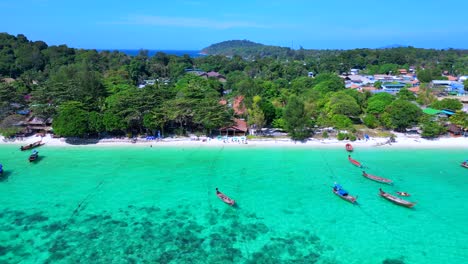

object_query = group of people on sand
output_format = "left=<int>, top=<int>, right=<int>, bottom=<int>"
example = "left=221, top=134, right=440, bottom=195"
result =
left=219, top=136, right=247, bottom=144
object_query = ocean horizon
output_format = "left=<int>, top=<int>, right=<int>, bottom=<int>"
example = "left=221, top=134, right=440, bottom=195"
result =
left=97, top=49, right=205, bottom=58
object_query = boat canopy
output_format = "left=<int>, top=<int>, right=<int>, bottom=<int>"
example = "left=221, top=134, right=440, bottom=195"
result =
left=334, top=184, right=349, bottom=195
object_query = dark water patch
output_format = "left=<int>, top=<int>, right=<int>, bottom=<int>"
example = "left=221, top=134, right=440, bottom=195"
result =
left=0, top=171, right=12, bottom=181
left=0, top=245, right=10, bottom=256
left=41, top=222, right=64, bottom=234
left=382, top=258, right=405, bottom=264
left=140, top=206, right=161, bottom=214
left=0, top=205, right=337, bottom=263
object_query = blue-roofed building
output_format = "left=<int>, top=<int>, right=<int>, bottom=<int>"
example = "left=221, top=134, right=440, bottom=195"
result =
left=432, top=80, right=465, bottom=95
left=381, top=82, right=406, bottom=94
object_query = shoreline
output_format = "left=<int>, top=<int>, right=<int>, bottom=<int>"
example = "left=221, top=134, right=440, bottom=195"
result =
left=1, top=134, right=467, bottom=149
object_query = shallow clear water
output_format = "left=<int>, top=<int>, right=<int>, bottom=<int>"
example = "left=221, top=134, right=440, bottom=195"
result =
left=0, top=145, right=467, bottom=263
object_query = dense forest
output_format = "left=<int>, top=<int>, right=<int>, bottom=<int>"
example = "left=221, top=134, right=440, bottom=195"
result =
left=0, top=33, right=467, bottom=140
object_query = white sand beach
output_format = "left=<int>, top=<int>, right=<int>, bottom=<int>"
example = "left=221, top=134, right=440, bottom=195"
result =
left=1, top=133, right=467, bottom=149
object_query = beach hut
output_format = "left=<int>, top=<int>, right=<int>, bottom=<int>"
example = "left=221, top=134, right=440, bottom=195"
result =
left=446, top=124, right=462, bottom=137
left=219, top=119, right=247, bottom=137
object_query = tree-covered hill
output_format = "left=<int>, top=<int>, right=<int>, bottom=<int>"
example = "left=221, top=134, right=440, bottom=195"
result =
left=201, top=40, right=294, bottom=58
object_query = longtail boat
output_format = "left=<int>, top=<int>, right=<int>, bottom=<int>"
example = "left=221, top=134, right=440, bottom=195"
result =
left=348, top=155, right=362, bottom=168
left=216, top=188, right=235, bottom=206
left=20, top=140, right=44, bottom=151
left=379, top=188, right=415, bottom=208
left=29, top=150, right=39, bottom=162
left=362, top=171, right=393, bottom=184
left=461, top=161, right=468, bottom=169
left=345, top=143, right=353, bottom=152
left=333, top=183, right=357, bottom=204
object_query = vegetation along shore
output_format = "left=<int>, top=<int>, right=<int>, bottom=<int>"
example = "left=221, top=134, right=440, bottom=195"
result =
left=0, top=34, right=467, bottom=143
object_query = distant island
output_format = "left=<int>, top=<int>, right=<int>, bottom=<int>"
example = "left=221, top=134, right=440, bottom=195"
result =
left=201, top=40, right=294, bottom=58
left=201, top=40, right=466, bottom=59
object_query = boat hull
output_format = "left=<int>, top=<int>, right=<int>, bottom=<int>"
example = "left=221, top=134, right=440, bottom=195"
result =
left=345, top=144, right=353, bottom=152
left=348, top=156, right=362, bottom=168
left=216, top=189, right=235, bottom=206
left=362, top=172, right=393, bottom=184
left=20, top=141, right=44, bottom=151
left=332, top=190, right=357, bottom=204
left=379, top=189, right=415, bottom=208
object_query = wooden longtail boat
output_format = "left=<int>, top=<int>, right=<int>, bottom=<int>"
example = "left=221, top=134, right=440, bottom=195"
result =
left=345, top=143, right=353, bottom=152
left=29, top=150, right=39, bottom=162
left=379, top=188, right=415, bottom=208
left=20, top=141, right=44, bottom=151
left=348, top=155, right=362, bottom=168
left=362, top=171, right=393, bottom=184
left=461, top=161, right=468, bottom=169
left=216, top=188, right=235, bottom=206
left=333, top=184, right=357, bottom=204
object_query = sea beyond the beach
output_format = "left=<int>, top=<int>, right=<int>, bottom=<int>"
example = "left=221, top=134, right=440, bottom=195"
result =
left=0, top=145, right=467, bottom=264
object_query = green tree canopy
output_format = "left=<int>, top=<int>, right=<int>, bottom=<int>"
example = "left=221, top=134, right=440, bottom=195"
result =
left=326, top=92, right=361, bottom=117
left=53, top=101, right=89, bottom=137
left=283, top=95, right=311, bottom=140
left=384, top=99, right=422, bottom=131
left=430, top=98, right=463, bottom=112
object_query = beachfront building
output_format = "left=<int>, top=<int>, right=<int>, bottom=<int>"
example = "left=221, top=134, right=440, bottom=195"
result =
left=218, top=118, right=247, bottom=136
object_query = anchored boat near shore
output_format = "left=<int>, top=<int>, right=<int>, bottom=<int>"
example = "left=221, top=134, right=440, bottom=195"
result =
left=333, top=183, right=357, bottom=204
left=348, top=155, right=362, bottom=168
left=20, top=140, right=44, bottom=151
left=362, top=171, right=393, bottom=184
left=379, top=188, right=416, bottom=208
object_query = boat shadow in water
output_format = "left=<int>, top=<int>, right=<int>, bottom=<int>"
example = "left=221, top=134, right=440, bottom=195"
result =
left=30, top=155, right=45, bottom=163
left=0, top=171, right=12, bottom=182
left=65, top=138, right=100, bottom=145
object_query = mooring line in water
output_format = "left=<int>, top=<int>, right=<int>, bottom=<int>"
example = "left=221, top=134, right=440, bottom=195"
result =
left=318, top=147, right=336, bottom=181
left=206, top=145, right=225, bottom=204
left=65, top=180, right=105, bottom=227
left=355, top=205, right=408, bottom=243
left=416, top=203, right=468, bottom=237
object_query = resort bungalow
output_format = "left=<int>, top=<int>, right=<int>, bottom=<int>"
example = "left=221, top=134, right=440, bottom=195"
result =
left=18, top=116, right=53, bottom=135
left=446, top=124, right=462, bottom=137
left=219, top=119, right=247, bottom=136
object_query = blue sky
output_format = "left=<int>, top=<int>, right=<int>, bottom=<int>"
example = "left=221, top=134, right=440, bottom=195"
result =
left=1, top=0, right=467, bottom=50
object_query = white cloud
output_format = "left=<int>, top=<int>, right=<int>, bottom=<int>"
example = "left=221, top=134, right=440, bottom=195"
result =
left=112, top=15, right=270, bottom=29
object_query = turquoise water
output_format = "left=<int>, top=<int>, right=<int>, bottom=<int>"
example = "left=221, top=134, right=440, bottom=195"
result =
left=0, top=145, right=467, bottom=264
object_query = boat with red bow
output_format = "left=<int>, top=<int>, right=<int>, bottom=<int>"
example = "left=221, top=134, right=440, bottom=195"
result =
left=332, top=183, right=357, bottom=204
left=216, top=188, right=235, bottom=206
left=379, top=188, right=415, bottom=208
left=461, top=161, right=468, bottom=169
left=348, top=155, right=362, bottom=168
left=345, top=143, right=353, bottom=152
left=362, top=171, right=393, bottom=184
